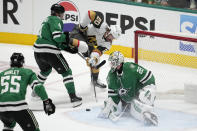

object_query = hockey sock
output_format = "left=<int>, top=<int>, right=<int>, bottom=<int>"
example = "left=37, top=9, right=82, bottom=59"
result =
left=62, top=69, right=76, bottom=94
left=38, top=69, right=52, bottom=84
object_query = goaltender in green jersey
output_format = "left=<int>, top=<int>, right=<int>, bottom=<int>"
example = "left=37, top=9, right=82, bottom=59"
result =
left=99, top=51, right=158, bottom=126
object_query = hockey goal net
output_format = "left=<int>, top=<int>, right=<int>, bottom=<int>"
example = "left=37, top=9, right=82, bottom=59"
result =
left=134, top=30, right=197, bottom=101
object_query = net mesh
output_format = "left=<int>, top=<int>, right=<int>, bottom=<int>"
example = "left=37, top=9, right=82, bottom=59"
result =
left=134, top=31, right=197, bottom=99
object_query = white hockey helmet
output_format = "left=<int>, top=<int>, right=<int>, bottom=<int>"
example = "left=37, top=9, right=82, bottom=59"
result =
left=109, top=25, right=121, bottom=39
left=108, top=51, right=124, bottom=72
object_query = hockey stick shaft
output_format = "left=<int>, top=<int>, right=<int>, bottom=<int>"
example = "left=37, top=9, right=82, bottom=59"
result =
left=78, top=53, right=104, bottom=102
left=77, top=52, right=86, bottom=60
left=92, top=81, right=98, bottom=102
left=95, top=60, right=106, bottom=69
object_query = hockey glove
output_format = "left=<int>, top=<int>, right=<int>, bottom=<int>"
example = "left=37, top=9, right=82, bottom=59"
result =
left=87, top=51, right=100, bottom=67
left=88, top=57, right=98, bottom=67
left=43, top=98, right=56, bottom=115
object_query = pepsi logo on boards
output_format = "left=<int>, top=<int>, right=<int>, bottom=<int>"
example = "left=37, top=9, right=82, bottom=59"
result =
left=58, top=0, right=80, bottom=32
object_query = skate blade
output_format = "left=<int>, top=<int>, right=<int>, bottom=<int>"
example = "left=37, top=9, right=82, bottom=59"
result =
left=94, top=83, right=106, bottom=88
left=72, top=101, right=82, bottom=108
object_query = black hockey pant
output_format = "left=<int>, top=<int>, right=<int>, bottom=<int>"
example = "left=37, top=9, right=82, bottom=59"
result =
left=0, top=109, right=39, bottom=131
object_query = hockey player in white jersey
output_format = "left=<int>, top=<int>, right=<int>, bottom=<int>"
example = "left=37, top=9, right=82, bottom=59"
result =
left=68, top=10, right=122, bottom=88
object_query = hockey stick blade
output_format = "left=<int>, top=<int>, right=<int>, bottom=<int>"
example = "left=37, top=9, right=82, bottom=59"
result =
left=95, top=60, right=106, bottom=69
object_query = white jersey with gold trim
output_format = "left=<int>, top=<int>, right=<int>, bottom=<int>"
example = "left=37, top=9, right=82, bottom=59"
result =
left=86, top=23, right=111, bottom=50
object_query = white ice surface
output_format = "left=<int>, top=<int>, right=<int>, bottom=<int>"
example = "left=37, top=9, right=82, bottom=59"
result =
left=0, top=43, right=197, bottom=131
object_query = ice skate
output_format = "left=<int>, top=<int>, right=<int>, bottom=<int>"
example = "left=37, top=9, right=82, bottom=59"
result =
left=93, top=80, right=106, bottom=88
left=143, top=111, right=158, bottom=126
left=69, top=93, right=82, bottom=108
left=91, top=72, right=106, bottom=88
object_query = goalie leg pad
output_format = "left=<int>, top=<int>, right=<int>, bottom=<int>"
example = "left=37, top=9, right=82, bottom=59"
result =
left=98, top=97, right=121, bottom=119
left=138, top=84, right=156, bottom=106
left=130, top=99, right=156, bottom=123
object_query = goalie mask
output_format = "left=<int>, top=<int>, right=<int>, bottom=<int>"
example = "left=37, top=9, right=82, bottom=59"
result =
left=108, top=51, right=124, bottom=72
left=10, top=52, right=25, bottom=68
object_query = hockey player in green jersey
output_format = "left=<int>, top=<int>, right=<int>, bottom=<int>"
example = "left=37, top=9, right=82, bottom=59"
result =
left=33, top=3, right=88, bottom=107
left=0, top=52, right=55, bottom=131
left=98, top=51, right=158, bottom=126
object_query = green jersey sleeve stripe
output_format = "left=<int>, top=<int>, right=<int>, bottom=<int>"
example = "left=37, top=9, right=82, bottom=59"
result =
left=32, top=83, right=42, bottom=90
left=140, top=71, right=150, bottom=83
left=53, top=33, right=62, bottom=39
left=30, top=80, right=42, bottom=90
left=141, top=71, right=153, bottom=84
left=52, top=31, right=62, bottom=34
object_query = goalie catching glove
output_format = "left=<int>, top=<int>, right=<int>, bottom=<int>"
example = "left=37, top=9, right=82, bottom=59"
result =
left=43, top=98, right=56, bottom=115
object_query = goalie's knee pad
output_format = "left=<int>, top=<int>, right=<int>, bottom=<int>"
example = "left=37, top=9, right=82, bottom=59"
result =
left=138, top=84, right=156, bottom=106
left=78, top=41, right=88, bottom=53
left=130, top=99, right=155, bottom=123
